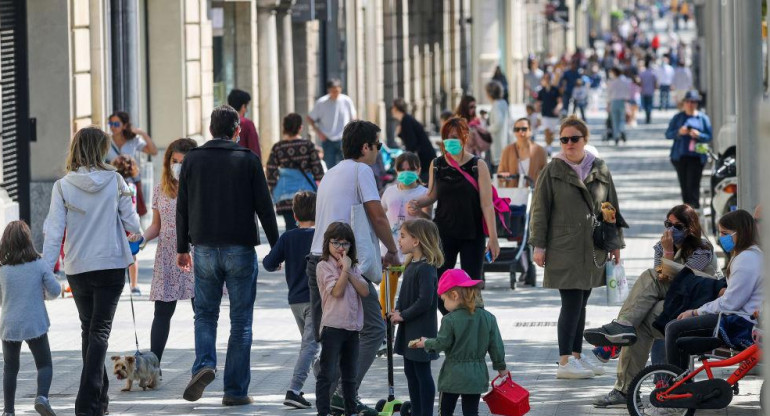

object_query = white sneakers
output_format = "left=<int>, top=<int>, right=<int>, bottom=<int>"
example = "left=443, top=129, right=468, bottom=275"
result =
left=556, top=356, right=595, bottom=379
left=579, top=353, right=606, bottom=376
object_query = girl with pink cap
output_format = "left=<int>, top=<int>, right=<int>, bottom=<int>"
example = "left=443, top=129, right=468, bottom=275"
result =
left=412, top=269, right=509, bottom=416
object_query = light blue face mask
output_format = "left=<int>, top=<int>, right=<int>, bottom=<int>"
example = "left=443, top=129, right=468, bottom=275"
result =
left=443, top=138, right=463, bottom=156
left=397, top=171, right=419, bottom=186
left=719, top=232, right=736, bottom=253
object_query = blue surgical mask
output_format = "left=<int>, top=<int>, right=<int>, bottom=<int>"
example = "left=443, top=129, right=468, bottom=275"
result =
left=443, top=138, right=463, bottom=156
left=397, top=171, right=419, bottom=186
left=669, top=227, right=687, bottom=246
left=719, top=233, right=736, bottom=253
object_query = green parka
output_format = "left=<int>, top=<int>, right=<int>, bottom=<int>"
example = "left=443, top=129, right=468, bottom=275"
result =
left=529, top=157, right=626, bottom=290
left=424, top=307, right=506, bottom=394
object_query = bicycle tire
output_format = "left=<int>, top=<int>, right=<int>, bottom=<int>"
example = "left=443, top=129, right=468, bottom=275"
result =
left=627, top=364, right=695, bottom=416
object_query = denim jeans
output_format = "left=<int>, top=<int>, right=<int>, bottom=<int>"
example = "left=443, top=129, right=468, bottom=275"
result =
left=192, top=245, right=257, bottom=398
left=641, top=95, right=654, bottom=124
left=321, top=140, right=344, bottom=169
left=3, top=334, right=53, bottom=414
left=659, top=85, right=671, bottom=110
left=67, top=268, right=125, bottom=416
left=609, top=99, right=627, bottom=141
left=289, top=302, right=320, bottom=392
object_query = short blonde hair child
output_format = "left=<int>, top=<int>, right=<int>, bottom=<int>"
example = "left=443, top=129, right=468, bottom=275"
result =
left=400, top=219, right=443, bottom=267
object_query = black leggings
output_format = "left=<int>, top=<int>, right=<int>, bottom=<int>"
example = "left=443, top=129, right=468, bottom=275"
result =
left=3, top=334, right=53, bottom=413
left=438, top=234, right=486, bottom=314
left=150, top=300, right=194, bottom=362
left=558, top=289, right=592, bottom=356
left=439, top=392, right=481, bottom=416
left=404, top=359, right=435, bottom=416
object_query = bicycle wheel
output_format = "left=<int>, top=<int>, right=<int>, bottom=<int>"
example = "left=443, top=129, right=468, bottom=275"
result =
left=627, top=364, right=695, bottom=416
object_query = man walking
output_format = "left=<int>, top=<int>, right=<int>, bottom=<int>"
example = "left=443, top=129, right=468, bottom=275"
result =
left=307, top=79, right=358, bottom=169
left=227, top=89, right=262, bottom=158
left=656, top=56, right=675, bottom=110
left=307, top=120, right=399, bottom=415
left=177, top=105, right=279, bottom=406
left=639, top=58, right=658, bottom=124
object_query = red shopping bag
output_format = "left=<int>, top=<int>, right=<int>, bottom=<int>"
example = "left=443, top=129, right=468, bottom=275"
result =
left=483, top=374, right=530, bottom=416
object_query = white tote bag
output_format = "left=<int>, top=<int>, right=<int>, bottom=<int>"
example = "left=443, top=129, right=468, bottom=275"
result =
left=606, top=260, right=628, bottom=305
left=350, top=163, right=383, bottom=283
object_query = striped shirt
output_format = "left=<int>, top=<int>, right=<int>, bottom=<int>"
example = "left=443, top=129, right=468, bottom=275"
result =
left=653, top=241, right=713, bottom=272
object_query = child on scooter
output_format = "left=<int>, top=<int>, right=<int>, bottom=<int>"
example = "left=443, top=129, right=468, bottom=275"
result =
left=389, top=219, right=444, bottom=416
left=412, top=269, right=509, bottom=416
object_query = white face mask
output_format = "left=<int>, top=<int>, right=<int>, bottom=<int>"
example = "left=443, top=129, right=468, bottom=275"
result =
left=171, top=163, right=182, bottom=180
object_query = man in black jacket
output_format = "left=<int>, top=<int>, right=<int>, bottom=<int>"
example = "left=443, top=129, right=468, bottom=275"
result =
left=176, top=105, right=279, bottom=406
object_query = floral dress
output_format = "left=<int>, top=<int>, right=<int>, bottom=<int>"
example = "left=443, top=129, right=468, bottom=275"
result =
left=149, top=184, right=194, bottom=302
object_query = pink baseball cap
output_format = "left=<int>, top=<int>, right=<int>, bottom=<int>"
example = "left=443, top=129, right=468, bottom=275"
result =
left=438, top=269, right=483, bottom=295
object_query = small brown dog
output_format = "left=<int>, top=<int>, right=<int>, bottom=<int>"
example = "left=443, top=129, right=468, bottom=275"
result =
left=111, top=352, right=161, bottom=391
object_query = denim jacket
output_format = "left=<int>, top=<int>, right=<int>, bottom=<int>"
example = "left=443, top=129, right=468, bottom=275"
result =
left=665, top=111, right=712, bottom=163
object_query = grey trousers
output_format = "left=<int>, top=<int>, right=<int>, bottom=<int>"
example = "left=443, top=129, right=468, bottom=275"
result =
left=289, top=302, right=320, bottom=392
left=307, top=255, right=387, bottom=394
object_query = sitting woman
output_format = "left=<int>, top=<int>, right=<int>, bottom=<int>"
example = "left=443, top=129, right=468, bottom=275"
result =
left=665, top=209, right=762, bottom=370
left=585, top=204, right=716, bottom=407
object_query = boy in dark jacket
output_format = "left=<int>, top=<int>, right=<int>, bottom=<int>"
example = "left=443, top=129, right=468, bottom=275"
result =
left=263, top=191, right=318, bottom=409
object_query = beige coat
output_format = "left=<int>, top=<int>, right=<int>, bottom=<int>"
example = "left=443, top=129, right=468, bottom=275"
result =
left=530, top=157, right=626, bottom=290
left=497, top=141, right=548, bottom=187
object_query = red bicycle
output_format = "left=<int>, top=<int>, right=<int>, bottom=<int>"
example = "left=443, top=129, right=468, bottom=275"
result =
left=627, top=313, right=764, bottom=416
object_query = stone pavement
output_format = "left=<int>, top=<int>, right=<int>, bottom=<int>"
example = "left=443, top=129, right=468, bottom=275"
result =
left=2, top=109, right=762, bottom=415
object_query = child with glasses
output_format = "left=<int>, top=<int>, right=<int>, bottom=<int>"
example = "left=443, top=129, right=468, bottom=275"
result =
left=315, top=222, right=370, bottom=416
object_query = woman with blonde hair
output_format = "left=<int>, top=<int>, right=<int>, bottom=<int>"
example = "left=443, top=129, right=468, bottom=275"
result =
left=141, top=138, right=198, bottom=365
left=42, top=126, right=140, bottom=415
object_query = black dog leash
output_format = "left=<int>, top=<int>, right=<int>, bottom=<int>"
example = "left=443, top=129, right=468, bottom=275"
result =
left=126, top=269, right=141, bottom=355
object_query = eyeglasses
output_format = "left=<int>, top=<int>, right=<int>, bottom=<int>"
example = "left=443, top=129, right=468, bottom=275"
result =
left=514, top=127, right=529, bottom=132
left=559, top=135, right=583, bottom=144
left=664, top=220, right=686, bottom=231
left=330, top=240, right=351, bottom=249
left=108, top=121, right=121, bottom=128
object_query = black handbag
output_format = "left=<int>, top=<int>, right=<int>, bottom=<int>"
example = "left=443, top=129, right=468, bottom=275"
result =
left=592, top=215, right=623, bottom=252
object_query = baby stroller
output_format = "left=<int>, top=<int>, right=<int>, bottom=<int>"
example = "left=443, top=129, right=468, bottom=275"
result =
left=481, top=173, right=536, bottom=289
left=602, top=115, right=626, bottom=144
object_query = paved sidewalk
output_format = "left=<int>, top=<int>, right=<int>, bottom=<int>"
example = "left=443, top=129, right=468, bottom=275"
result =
left=2, top=110, right=761, bottom=415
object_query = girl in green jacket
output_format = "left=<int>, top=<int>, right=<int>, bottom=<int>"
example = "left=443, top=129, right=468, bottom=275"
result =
left=412, top=269, right=509, bottom=416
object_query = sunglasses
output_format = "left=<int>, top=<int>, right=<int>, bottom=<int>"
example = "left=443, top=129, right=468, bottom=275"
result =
left=370, top=142, right=383, bottom=150
left=108, top=121, right=121, bottom=128
left=664, top=220, right=686, bottom=231
left=514, top=127, right=529, bottom=132
left=330, top=240, right=351, bottom=249
left=559, top=135, right=583, bottom=144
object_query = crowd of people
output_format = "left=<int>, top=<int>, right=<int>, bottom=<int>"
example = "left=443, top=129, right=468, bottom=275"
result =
left=0, top=9, right=762, bottom=416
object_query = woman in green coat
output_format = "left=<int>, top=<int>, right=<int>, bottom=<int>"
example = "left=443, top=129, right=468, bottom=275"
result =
left=530, top=115, right=626, bottom=380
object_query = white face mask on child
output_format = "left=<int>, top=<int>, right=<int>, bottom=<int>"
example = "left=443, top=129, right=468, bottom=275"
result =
left=171, top=163, right=182, bottom=180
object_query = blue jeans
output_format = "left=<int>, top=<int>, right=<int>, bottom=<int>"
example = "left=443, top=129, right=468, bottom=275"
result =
left=641, top=95, right=654, bottom=124
left=659, top=85, right=671, bottom=110
left=609, top=99, right=627, bottom=142
left=192, top=245, right=257, bottom=398
left=321, top=140, right=344, bottom=169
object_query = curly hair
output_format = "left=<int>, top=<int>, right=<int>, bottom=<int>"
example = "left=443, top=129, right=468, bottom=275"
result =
left=111, top=154, right=139, bottom=179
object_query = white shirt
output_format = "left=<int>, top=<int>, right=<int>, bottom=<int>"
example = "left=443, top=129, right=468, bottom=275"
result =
left=311, top=159, right=380, bottom=255
left=672, top=67, right=693, bottom=91
left=656, top=64, right=675, bottom=86
left=698, top=246, right=763, bottom=320
left=606, top=76, right=634, bottom=101
left=309, top=94, right=358, bottom=141
left=517, top=159, right=531, bottom=188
